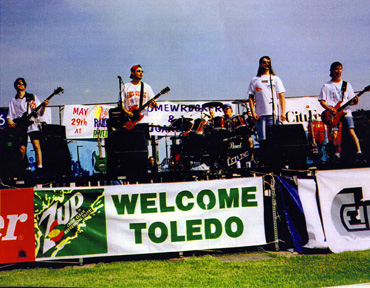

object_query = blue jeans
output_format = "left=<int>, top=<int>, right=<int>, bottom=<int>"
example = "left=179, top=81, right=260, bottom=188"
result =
left=333, top=116, right=355, bottom=131
left=256, top=115, right=279, bottom=141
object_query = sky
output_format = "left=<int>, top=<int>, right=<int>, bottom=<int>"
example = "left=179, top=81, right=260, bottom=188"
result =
left=1, top=0, right=370, bottom=111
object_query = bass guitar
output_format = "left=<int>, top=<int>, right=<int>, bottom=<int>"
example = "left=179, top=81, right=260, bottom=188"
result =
left=321, top=85, right=370, bottom=127
left=13, top=87, right=64, bottom=130
left=122, top=86, right=170, bottom=130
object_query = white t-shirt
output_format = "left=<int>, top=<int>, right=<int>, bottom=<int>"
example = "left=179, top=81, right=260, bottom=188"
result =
left=319, top=80, right=355, bottom=117
left=119, top=82, right=155, bottom=117
left=247, top=74, right=286, bottom=116
left=7, top=93, right=42, bottom=133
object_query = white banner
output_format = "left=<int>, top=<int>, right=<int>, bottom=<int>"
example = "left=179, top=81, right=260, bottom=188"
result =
left=62, top=105, right=113, bottom=139
left=104, top=177, right=266, bottom=255
left=316, top=168, right=370, bottom=253
left=61, top=96, right=324, bottom=138
left=297, top=178, right=327, bottom=249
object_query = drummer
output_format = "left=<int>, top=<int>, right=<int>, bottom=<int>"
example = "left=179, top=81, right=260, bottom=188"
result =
left=221, top=103, right=235, bottom=132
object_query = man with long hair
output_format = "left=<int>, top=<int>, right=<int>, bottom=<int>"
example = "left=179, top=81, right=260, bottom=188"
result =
left=247, top=56, right=286, bottom=162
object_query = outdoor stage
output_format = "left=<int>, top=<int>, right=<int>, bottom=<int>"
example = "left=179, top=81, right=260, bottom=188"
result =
left=1, top=98, right=370, bottom=265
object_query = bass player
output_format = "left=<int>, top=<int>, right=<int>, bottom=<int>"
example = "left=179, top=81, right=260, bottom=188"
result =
left=319, top=61, right=362, bottom=162
left=7, top=77, right=49, bottom=176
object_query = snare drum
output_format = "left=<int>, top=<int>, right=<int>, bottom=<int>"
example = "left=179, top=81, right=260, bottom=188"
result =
left=191, top=118, right=208, bottom=135
left=212, top=116, right=226, bottom=130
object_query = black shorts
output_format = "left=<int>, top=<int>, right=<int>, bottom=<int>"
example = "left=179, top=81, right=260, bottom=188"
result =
left=20, top=130, right=42, bottom=146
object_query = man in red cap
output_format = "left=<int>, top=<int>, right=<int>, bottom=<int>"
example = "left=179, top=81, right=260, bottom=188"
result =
left=108, top=65, right=158, bottom=180
left=120, top=64, right=158, bottom=119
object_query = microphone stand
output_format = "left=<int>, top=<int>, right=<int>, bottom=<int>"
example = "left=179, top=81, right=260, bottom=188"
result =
left=269, top=71, right=276, bottom=126
left=118, top=75, right=124, bottom=106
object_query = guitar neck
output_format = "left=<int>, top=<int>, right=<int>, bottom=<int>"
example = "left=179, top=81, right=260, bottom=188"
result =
left=137, top=92, right=162, bottom=113
left=136, top=86, right=170, bottom=113
left=97, top=135, right=103, bottom=157
left=337, top=88, right=368, bottom=113
left=27, top=88, right=63, bottom=119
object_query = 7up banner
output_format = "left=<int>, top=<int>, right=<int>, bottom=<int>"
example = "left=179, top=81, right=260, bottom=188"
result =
left=34, top=188, right=106, bottom=260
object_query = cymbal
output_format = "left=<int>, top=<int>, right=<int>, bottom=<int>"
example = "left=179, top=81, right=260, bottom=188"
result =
left=184, top=104, right=204, bottom=111
left=232, top=99, right=248, bottom=104
left=202, top=101, right=224, bottom=108
left=170, top=118, right=193, bottom=130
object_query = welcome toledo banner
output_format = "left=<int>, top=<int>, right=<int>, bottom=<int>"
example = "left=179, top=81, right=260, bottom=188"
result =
left=34, top=177, right=265, bottom=260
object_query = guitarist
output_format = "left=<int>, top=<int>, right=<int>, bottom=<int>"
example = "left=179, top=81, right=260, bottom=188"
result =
left=319, top=62, right=362, bottom=162
left=120, top=64, right=158, bottom=119
left=7, top=77, right=49, bottom=176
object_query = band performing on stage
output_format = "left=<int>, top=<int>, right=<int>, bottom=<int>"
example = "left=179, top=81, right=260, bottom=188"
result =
left=1, top=60, right=369, bottom=185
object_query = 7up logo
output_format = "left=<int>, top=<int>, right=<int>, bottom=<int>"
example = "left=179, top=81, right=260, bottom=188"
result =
left=34, top=188, right=106, bottom=259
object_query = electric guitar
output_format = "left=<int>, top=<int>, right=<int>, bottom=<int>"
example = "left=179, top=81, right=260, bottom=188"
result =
left=12, top=87, right=64, bottom=131
left=122, top=86, right=170, bottom=130
left=321, top=85, right=370, bottom=127
left=92, top=130, right=107, bottom=173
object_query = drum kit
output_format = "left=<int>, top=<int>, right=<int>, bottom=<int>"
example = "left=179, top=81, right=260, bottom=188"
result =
left=166, top=101, right=256, bottom=171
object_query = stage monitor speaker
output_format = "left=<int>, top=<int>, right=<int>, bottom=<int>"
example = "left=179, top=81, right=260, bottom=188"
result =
left=265, top=124, right=309, bottom=169
left=41, top=125, right=71, bottom=176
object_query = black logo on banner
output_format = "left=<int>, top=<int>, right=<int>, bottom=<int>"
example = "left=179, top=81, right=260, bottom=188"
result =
left=332, top=187, right=370, bottom=233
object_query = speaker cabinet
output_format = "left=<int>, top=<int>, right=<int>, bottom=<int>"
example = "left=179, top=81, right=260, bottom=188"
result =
left=41, top=125, right=71, bottom=177
left=106, top=124, right=149, bottom=180
left=0, top=128, right=24, bottom=179
left=264, top=124, right=309, bottom=169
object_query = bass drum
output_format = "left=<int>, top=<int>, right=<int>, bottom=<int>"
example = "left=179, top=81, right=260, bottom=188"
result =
left=220, top=136, right=251, bottom=168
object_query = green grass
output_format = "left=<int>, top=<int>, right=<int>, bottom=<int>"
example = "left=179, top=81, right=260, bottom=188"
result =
left=1, top=249, right=370, bottom=287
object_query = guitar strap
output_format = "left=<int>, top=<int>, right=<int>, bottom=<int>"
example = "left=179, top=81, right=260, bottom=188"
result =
left=25, top=93, right=35, bottom=115
left=139, top=82, right=144, bottom=108
left=341, top=81, right=347, bottom=101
